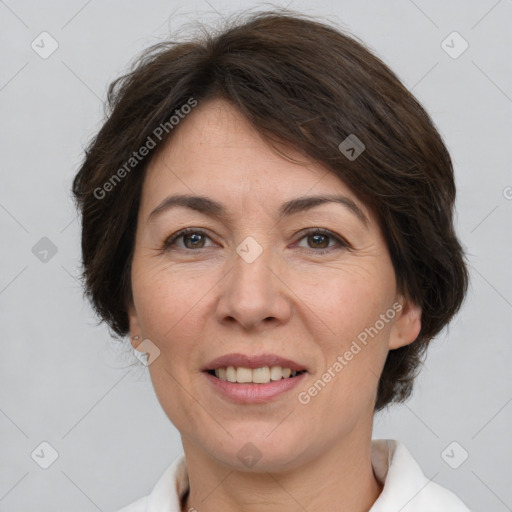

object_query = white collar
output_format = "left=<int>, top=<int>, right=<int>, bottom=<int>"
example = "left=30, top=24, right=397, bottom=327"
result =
left=120, top=439, right=470, bottom=511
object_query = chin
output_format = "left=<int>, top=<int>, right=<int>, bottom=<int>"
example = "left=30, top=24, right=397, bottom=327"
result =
left=203, top=429, right=308, bottom=472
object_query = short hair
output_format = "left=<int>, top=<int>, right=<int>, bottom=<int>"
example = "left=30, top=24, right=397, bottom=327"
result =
left=71, top=8, right=469, bottom=411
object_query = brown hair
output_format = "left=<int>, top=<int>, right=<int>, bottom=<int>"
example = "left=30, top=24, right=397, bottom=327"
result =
left=71, top=8, right=469, bottom=411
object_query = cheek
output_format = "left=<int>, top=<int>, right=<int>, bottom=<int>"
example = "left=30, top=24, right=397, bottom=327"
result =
left=305, top=266, right=390, bottom=343
left=304, top=267, right=393, bottom=397
left=132, top=261, right=214, bottom=338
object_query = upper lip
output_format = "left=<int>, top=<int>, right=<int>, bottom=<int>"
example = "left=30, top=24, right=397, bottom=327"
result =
left=203, top=353, right=308, bottom=372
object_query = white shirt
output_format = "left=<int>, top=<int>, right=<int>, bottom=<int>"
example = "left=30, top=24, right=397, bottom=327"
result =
left=114, top=439, right=471, bottom=511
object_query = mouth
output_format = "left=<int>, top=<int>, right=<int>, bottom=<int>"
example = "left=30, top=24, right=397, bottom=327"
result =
left=204, top=367, right=308, bottom=384
left=203, top=366, right=308, bottom=403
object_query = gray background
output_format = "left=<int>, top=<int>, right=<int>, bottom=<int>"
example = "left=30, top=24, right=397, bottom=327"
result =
left=1, top=0, right=511, bottom=510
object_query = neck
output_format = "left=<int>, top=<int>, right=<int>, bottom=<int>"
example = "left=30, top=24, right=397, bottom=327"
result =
left=180, top=427, right=383, bottom=512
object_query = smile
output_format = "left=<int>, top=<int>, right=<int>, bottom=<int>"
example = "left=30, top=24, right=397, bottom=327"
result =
left=203, top=367, right=308, bottom=404
left=207, top=365, right=307, bottom=384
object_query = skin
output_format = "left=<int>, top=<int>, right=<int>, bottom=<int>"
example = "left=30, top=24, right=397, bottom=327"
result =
left=127, top=97, right=422, bottom=512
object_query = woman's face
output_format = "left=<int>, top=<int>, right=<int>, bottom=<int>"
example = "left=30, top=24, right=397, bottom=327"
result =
left=128, top=97, right=421, bottom=471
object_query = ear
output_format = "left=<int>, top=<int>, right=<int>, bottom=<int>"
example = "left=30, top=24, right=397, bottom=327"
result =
left=388, top=295, right=422, bottom=350
left=127, top=300, right=142, bottom=350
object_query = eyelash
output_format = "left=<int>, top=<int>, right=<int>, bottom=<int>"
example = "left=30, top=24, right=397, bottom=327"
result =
left=162, top=227, right=349, bottom=254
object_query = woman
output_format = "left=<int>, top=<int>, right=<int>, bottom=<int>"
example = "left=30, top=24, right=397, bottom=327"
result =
left=72, top=9, right=471, bottom=512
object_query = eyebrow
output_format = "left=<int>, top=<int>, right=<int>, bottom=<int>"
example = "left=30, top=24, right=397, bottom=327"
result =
left=147, top=193, right=369, bottom=228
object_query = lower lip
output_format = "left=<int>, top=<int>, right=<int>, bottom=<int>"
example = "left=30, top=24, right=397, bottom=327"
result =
left=203, top=371, right=307, bottom=404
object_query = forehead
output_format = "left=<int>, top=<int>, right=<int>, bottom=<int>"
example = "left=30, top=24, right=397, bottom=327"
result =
left=139, top=98, right=370, bottom=222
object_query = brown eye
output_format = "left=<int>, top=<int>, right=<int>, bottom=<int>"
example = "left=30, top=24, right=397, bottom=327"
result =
left=307, top=233, right=330, bottom=249
left=162, top=227, right=349, bottom=254
left=163, top=228, right=214, bottom=250
left=295, top=228, right=349, bottom=254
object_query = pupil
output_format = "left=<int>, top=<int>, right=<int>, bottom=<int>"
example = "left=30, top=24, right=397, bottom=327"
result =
left=186, top=233, right=203, bottom=248
left=184, top=233, right=328, bottom=249
left=311, top=234, right=328, bottom=248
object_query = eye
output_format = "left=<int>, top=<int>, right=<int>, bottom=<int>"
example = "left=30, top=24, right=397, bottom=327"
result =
left=294, top=228, right=349, bottom=254
left=162, top=228, right=215, bottom=250
left=162, top=227, right=350, bottom=253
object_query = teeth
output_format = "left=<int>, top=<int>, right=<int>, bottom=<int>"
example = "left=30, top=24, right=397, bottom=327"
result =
left=214, top=365, right=301, bottom=384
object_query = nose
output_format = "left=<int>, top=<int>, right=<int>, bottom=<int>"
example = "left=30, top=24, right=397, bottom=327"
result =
left=215, top=237, right=292, bottom=331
